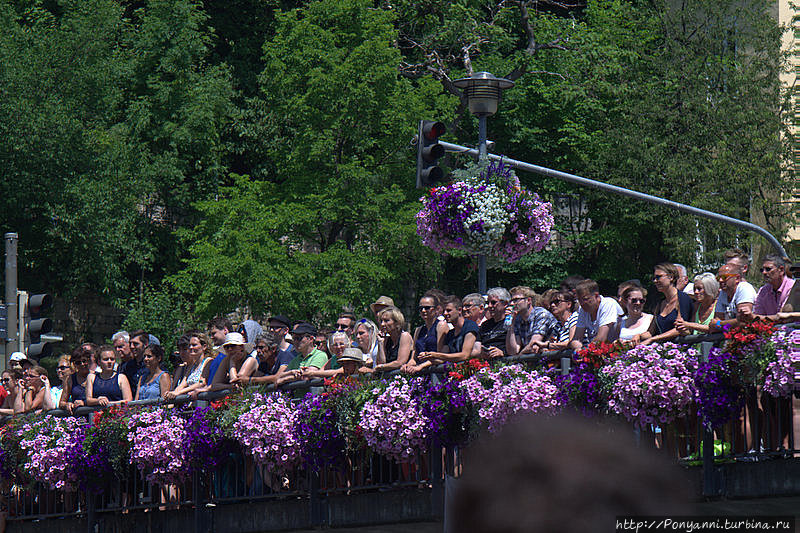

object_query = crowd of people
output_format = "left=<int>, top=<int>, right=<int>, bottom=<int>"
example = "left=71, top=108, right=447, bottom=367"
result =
left=0, top=249, right=798, bottom=415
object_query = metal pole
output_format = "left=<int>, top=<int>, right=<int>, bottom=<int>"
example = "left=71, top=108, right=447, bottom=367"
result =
left=478, top=116, right=488, bottom=294
left=439, top=141, right=789, bottom=258
left=4, top=233, right=17, bottom=370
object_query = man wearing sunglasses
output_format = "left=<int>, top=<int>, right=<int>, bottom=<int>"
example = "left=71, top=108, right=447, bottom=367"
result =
left=479, top=288, right=512, bottom=358
left=711, top=263, right=756, bottom=331
left=752, top=254, right=795, bottom=319
left=279, top=322, right=329, bottom=384
left=334, top=312, right=357, bottom=338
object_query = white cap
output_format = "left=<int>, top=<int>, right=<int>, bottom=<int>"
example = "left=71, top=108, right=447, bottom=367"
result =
left=222, top=332, right=246, bottom=346
left=9, top=352, right=27, bottom=362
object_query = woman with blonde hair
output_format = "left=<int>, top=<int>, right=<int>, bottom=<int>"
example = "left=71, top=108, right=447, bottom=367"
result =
left=354, top=318, right=383, bottom=368
left=675, top=273, right=720, bottom=335
left=19, top=366, right=51, bottom=413
left=374, top=306, right=412, bottom=372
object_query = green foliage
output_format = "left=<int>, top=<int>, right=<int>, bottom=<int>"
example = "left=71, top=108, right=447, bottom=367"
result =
left=0, top=0, right=795, bottom=338
left=0, top=0, right=234, bottom=302
left=173, top=0, right=453, bottom=322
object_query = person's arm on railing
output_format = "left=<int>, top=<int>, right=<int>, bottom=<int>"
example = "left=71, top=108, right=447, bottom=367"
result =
left=374, top=332, right=413, bottom=372
left=505, top=320, right=521, bottom=356
left=13, top=380, right=25, bottom=414
left=417, top=332, right=477, bottom=365
left=567, top=326, right=587, bottom=352
left=85, top=373, right=108, bottom=407
left=41, top=376, right=57, bottom=411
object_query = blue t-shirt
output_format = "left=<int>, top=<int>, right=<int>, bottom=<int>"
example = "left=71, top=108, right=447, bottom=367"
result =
left=445, top=319, right=480, bottom=353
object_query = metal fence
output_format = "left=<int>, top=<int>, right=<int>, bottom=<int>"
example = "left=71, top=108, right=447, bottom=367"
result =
left=1, top=325, right=799, bottom=531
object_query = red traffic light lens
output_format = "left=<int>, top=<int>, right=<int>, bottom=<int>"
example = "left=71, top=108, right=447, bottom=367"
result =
left=422, top=121, right=446, bottom=141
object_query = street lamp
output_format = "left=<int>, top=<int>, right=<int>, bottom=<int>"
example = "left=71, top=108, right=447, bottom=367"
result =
left=453, top=71, right=514, bottom=293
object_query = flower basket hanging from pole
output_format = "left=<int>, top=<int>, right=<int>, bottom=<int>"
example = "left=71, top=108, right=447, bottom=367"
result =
left=415, top=160, right=554, bottom=263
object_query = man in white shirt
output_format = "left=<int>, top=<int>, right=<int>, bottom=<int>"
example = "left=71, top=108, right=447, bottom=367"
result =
left=711, top=263, right=756, bottom=331
left=568, top=279, right=624, bottom=351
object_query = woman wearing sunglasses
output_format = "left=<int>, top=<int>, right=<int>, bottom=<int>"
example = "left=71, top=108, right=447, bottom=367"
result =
left=354, top=318, right=383, bottom=369
left=530, top=290, right=578, bottom=352
left=0, top=369, right=23, bottom=415
left=639, top=262, right=693, bottom=346
left=48, top=355, right=72, bottom=407
left=17, top=366, right=52, bottom=413
left=60, top=346, right=93, bottom=413
left=618, top=286, right=653, bottom=343
left=412, top=293, right=448, bottom=358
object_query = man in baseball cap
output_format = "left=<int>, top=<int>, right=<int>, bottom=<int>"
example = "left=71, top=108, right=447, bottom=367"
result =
left=279, top=322, right=329, bottom=384
left=9, top=352, right=30, bottom=371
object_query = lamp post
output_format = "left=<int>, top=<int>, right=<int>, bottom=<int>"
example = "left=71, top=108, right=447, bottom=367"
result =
left=453, top=72, right=514, bottom=294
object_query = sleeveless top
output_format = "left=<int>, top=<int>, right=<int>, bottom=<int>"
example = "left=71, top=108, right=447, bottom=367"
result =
left=619, top=314, right=653, bottom=341
left=138, top=371, right=166, bottom=400
left=692, top=304, right=715, bottom=335
left=384, top=336, right=400, bottom=363
left=93, top=372, right=123, bottom=402
left=655, top=291, right=693, bottom=334
left=415, top=319, right=442, bottom=354
left=185, top=358, right=207, bottom=385
left=70, top=374, right=87, bottom=402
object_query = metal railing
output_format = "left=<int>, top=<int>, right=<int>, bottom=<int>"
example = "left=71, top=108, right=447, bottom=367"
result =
left=1, top=325, right=798, bottom=530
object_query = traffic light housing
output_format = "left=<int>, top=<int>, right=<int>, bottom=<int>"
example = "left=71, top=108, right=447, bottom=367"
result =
left=416, top=120, right=446, bottom=188
left=21, top=292, right=53, bottom=360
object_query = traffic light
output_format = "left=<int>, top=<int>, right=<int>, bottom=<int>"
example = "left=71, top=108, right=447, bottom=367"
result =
left=416, top=120, right=446, bottom=188
left=21, top=292, right=53, bottom=360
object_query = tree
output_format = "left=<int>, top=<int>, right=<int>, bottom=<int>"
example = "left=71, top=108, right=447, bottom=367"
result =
left=172, top=0, right=454, bottom=322
left=0, top=0, right=235, bottom=304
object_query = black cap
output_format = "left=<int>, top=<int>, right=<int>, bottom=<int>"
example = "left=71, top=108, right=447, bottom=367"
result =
left=268, top=315, right=292, bottom=328
left=291, top=321, right=317, bottom=336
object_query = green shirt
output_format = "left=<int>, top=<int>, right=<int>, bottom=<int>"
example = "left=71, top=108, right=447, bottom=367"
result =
left=286, top=348, right=328, bottom=370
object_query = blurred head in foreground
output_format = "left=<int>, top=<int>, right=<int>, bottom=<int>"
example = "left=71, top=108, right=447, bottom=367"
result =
left=450, top=413, right=691, bottom=533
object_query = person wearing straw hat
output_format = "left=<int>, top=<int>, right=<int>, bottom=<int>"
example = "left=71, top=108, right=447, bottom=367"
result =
left=369, top=296, right=394, bottom=318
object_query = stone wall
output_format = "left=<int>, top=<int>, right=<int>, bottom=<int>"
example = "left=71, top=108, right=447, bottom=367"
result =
left=52, top=293, right=127, bottom=349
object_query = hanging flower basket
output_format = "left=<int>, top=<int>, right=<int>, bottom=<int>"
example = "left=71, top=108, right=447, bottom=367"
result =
left=415, top=160, right=554, bottom=263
